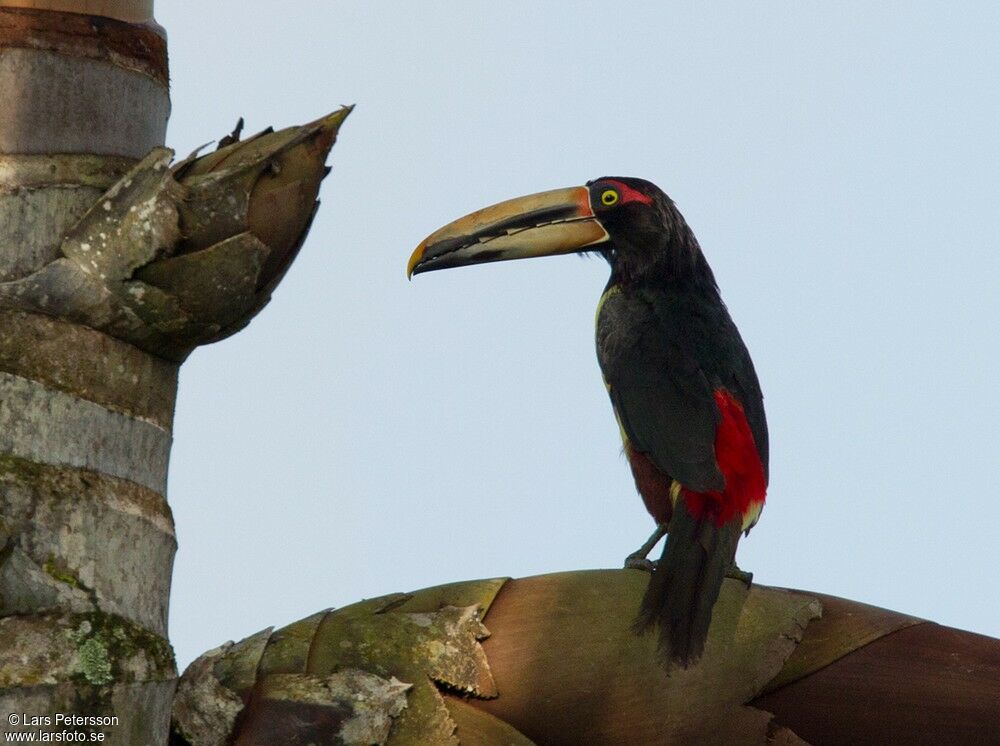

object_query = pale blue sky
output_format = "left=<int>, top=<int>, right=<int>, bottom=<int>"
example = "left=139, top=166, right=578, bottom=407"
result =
left=159, top=2, right=1000, bottom=669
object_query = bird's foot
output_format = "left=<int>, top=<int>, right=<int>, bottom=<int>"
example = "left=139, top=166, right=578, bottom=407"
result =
left=624, top=555, right=657, bottom=573
left=623, top=523, right=668, bottom=573
left=725, top=562, right=754, bottom=587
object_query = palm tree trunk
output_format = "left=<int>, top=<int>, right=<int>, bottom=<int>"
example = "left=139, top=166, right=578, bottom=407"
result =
left=0, top=4, right=345, bottom=742
left=0, top=2, right=175, bottom=742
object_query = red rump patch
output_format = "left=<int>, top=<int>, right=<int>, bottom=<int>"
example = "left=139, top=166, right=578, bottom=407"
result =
left=604, top=179, right=654, bottom=206
left=683, top=389, right=766, bottom=526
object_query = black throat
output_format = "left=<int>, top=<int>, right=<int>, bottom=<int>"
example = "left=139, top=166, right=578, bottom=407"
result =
left=603, top=217, right=719, bottom=295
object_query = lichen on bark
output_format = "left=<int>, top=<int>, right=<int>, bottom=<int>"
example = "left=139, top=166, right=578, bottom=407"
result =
left=173, top=578, right=509, bottom=746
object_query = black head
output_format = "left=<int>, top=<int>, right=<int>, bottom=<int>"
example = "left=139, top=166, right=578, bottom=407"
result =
left=586, top=177, right=716, bottom=289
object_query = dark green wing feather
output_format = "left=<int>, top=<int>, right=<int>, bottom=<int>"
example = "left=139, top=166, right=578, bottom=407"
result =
left=597, top=282, right=768, bottom=489
left=597, top=285, right=726, bottom=493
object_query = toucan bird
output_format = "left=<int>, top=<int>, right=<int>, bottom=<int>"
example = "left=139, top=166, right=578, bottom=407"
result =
left=408, top=178, right=768, bottom=667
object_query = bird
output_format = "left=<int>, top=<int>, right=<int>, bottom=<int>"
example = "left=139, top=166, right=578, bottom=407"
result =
left=407, top=177, right=767, bottom=667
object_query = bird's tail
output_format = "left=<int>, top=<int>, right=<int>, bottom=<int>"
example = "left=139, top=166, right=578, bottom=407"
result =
left=634, top=496, right=742, bottom=667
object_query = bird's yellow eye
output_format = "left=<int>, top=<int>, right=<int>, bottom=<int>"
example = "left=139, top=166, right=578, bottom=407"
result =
left=601, top=189, right=619, bottom=206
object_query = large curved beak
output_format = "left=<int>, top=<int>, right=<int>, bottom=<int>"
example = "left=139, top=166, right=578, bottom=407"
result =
left=407, top=186, right=609, bottom=278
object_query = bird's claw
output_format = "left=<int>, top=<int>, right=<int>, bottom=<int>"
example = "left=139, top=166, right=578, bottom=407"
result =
left=624, top=554, right=657, bottom=573
left=725, top=563, right=753, bottom=587
left=622, top=522, right=669, bottom=573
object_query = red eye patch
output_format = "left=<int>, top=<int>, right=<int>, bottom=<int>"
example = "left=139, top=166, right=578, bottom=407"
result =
left=603, top=179, right=653, bottom=206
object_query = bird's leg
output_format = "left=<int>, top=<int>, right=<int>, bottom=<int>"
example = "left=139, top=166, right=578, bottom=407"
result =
left=624, top=523, right=668, bottom=573
left=725, top=562, right=753, bottom=587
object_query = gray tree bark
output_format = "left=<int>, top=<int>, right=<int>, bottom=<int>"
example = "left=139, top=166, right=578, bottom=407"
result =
left=0, top=3, right=345, bottom=742
left=0, top=5, right=174, bottom=741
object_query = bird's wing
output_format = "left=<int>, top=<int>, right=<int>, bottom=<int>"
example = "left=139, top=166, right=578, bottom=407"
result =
left=599, top=291, right=725, bottom=493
